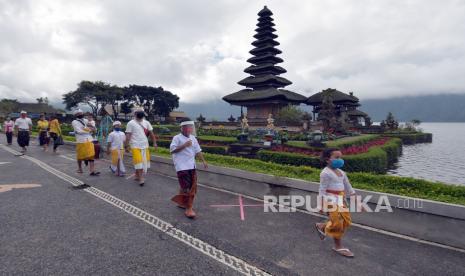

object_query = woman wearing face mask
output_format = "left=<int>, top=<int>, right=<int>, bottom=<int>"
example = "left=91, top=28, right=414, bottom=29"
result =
left=124, top=108, right=157, bottom=186
left=314, top=148, right=357, bottom=258
left=3, top=116, right=14, bottom=145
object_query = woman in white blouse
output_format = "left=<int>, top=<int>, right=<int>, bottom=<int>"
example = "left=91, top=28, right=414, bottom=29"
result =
left=315, top=148, right=357, bottom=258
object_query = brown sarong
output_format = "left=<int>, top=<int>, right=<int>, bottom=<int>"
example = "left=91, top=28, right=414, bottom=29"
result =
left=171, top=169, right=197, bottom=209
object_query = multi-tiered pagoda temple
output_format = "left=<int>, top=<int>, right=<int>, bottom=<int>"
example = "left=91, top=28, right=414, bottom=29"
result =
left=223, top=6, right=306, bottom=124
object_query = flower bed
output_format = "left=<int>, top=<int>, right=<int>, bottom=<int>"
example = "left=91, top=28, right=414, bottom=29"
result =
left=258, top=138, right=402, bottom=174
left=272, top=137, right=390, bottom=156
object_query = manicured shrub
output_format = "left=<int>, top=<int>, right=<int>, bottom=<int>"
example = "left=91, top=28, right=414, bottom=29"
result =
left=257, top=150, right=321, bottom=168
left=201, top=145, right=227, bottom=155
left=257, top=138, right=402, bottom=174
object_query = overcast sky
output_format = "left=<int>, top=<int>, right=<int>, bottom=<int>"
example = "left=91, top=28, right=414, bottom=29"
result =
left=1, top=0, right=465, bottom=105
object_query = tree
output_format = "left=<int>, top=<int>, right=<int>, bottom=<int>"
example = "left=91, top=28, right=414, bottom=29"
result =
left=62, top=81, right=124, bottom=119
left=275, top=105, right=304, bottom=126
left=152, top=87, right=179, bottom=118
left=120, top=101, right=133, bottom=120
left=123, top=85, right=179, bottom=121
left=36, top=97, right=49, bottom=104
left=381, top=112, right=399, bottom=131
left=411, top=119, right=421, bottom=127
left=0, top=99, right=19, bottom=114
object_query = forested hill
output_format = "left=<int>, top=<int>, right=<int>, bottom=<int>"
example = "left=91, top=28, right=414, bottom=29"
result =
left=361, top=94, right=465, bottom=122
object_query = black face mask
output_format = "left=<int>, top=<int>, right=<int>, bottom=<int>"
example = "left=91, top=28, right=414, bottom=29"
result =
left=76, top=114, right=84, bottom=119
left=135, top=112, right=144, bottom=119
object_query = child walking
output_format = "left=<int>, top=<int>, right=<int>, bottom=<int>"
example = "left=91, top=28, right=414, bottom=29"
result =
left=107, top=121, right=126, bottom=177
left=315, top=148, right=357, bottom=258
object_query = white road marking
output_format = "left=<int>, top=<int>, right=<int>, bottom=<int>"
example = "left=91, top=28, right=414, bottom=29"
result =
left=0, top=144, right=271, bottom=276
left=0, top=184, right=41, bottom=193
left=0, top=161, right=12, bottom=165
left=59, top=155, right=75, bottom=161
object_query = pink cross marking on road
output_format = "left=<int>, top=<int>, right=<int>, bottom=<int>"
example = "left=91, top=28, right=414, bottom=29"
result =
left=210, top=195, right=263, bottom=221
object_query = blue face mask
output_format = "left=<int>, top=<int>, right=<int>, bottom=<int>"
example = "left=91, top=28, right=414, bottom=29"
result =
left=114, top=127, right=121, bottom=132
left=331, top=158, right=344, bottom=169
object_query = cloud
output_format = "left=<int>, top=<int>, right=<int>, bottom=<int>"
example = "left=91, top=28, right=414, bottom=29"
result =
left=0, top=0, right=465, bottom=105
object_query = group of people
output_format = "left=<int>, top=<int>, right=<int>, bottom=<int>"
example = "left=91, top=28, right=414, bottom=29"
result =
left=2, top=111, right=63, bottom=153
left=2, top=108, right=357, bottom=256
left=71, top=108, right=207, bottom=218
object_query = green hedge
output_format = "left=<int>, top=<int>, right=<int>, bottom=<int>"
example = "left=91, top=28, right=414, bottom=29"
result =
left=257, top=150, right=321, bottom=168
left=380, top=138, right=402, bottom=164
left=326, top=134, right=379, bottom=148
left=343, top=147, right=387, bottom=174
left=201, top=145, right=228, bottom=155
left=383, top=133, right=432, bottom=144
left=152, top=147, right=465, bottom=206
left=257, top=138, right=403, bottom=174
left=156, top=139, right=171, bottom=148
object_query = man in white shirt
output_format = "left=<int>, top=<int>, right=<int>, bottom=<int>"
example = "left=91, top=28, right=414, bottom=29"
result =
left=170, top=120, right=207, bottom=218
left=107, top=121, right=126, bottom=176
left=14, top=111, right=32, bottom=152
left=71, top=109, right=99, bottom=176
left=124, top=108, right=157, bottom=186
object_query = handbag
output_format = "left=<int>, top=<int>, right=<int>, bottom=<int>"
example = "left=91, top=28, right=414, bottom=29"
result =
left=55, top=135, right=64, bottom=146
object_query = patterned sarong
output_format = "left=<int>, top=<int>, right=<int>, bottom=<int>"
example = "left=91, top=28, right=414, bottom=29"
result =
left=324, top=203, right=352, bottom=239
left=171, top=169, right=198, bottom=209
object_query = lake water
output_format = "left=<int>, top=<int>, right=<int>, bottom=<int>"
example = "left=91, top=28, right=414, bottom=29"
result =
left=387, top=122, right=465, bottom=186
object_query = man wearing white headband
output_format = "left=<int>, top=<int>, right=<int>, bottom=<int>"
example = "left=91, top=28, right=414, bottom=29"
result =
left=71, top=109, right=99, bottom=176
left=124, top=108, right=157, bottom=186
left=170, top=120, right=207, bottom=218
left=14, top=110, right=32, bottom=153
left=107, top=121, right=126, bottom=176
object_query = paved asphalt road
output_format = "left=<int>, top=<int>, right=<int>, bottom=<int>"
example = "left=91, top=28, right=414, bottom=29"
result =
left=0, top=135, right=464, bottom=275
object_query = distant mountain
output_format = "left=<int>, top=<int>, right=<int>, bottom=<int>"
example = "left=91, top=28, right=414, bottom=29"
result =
left=46, top=93, right=465, bottom=122
left=179, top=94, right=465, bottom=122
left=361, top=94, right=465, bottom=122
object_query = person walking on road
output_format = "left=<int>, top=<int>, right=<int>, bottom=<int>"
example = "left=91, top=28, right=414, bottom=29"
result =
left=14, top=111, right=32, bottom=153
left=170, top=120, right=207, bottom=219
left=124, top=108, right=157, bottom=186
left=315, top=148, right=357, bottom=258
left=71, top=109, right=99, bottom=176
left=37, top=114, right=49, bottom=151
left=48, top=115, right=63, bottom=153
left=107, top=121, right=126, bottom=177
left=3, top=116, right=14, bottom=145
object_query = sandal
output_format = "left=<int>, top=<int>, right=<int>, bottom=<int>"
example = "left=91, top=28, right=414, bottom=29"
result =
left=332, top=248, right=354, bottom=258
left=77, top=169, right=83, bottom=174
left=90, top=172, right=100, bottom=176
left=185, top=209, right=196, bottom=219
left=315, top=223, right=326, bottom=240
